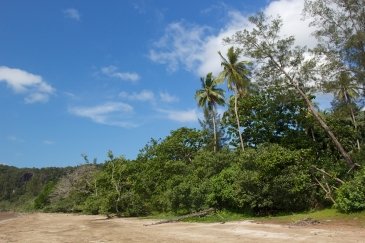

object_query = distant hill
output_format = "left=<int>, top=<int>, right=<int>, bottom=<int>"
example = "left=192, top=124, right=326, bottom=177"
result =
left=0, top=164, right=73, bottom=211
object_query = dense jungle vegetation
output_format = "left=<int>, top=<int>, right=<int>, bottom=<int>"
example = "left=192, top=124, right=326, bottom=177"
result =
left=1, top=0, right=365, bottom=216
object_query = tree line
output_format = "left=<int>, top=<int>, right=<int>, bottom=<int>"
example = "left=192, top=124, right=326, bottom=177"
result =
left=1, top=0, right=364, bottom=215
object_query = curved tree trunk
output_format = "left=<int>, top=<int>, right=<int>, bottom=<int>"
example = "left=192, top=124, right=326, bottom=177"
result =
left=234, top=94, right=245, bottom=151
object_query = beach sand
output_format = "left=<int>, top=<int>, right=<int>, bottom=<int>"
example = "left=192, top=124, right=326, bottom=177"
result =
left=0, top=212, right=364, bottom=242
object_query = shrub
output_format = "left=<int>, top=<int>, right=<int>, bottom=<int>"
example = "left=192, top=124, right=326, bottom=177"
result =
left=336, top=168, right=365, bottom=213
left=234, top=144, right=315, bottom=214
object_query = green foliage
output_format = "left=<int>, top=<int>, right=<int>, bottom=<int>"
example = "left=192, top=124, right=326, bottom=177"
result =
left=223, top=85, right=315, bottom=149
left=336, top=168, right=365, bottom=213
left=33, top=181, right=56, bottom=209
left=304, top=0, right=365, bottom=88
left=208, top=166, right=240, bottom=210
left=234, top=145, right=315, bottom=214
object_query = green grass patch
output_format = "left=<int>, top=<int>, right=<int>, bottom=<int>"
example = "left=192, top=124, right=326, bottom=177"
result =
left=257, top=208, right=365, bottom=226
left=145, top=208, right=365, bottom=227
left=144, top=210, right=252, bottom=223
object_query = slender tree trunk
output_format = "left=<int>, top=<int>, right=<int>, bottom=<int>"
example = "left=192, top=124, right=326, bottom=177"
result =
left=311, top=128, right=316, bottom=142
left=295, top=85, right=355, bottom=168
left=212, top=106, right=217, bottom=153
left=234, top=94, right=245, bottom=151
left=350, top=106, right=361, bottom=150
left=344, top=92, right=361, bottom=150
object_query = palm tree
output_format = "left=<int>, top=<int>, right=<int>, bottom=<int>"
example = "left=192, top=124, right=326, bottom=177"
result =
left=324, top=72, right=361, bottom=150
left=195, top=72, right=225, bottom=152
left=216, top=47, right=250, bottom=151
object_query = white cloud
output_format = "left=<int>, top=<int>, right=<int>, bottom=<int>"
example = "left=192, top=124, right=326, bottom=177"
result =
left=264, top=0, right=316, bottom=48
left=24, top=92, right=50, bottom=104
left=158, top=108, right=199, bottom=123
left=0, top=66, right=54, bottom=103
left=149, top=0, right=316, bottom=77
left=159, top=91, right=179, bottom=103
left=119, top=90, right=155, bottom=102
left=149, top=22, right=210, bottom=72
left=64, top=8, right=81, bottom=21
left=101, top=66, right=140, bottom=82
left=69, top=102, right=137, bottom=128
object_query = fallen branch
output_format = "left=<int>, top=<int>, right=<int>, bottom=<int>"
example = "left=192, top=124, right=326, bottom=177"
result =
left=314, top=176, right=336, bottom=204
left=311, top=165, right=345, bottom=184
left=144, top=208, right=215, bottom=226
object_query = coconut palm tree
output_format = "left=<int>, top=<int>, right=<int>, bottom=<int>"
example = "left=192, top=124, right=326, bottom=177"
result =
left=324, top=72, right=361, bottom=150
left=195, top=72, right=225, bottom=152
left=216, top=47, right=250, bottom=151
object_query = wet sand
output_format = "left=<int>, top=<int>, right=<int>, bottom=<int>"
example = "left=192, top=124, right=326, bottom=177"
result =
left=0, top=213, right=364, bottom=242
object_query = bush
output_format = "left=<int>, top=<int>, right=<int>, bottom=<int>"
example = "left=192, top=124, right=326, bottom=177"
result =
left=336, top=168, right=365, bottom=213
left=207, top=166, right=240, bottom=210
left=234, top=144, right=315, bottom=214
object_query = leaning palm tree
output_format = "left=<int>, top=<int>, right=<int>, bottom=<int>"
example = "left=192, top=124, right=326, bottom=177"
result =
left=195, top=72, right=225, bottom=152
left=216, top=47, right=250, bottom=151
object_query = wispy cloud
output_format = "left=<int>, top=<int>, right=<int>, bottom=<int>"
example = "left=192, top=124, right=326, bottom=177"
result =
left=64, top=8, right=81, bottom=21
left=119, top=90, right=179, bottom=104
left=0, top=66, right=55, bottom=103
left=43, top=140, right=55, bottom=145
left=159, top=91, right=179, bottom=103
left=119, top=90, right=155, bottom=102
left=158, top=108, right=199, bottom=123
left=69, top=102, right=137, bottom=128
left=200, top=2, right=229, bottom=15
left=63, top=91, right=80, bottom=100
left=149, top=22, right=210, bottom=72
left=132, top=0, right=147, bottom=14
left=7, top=135, right=25, bottom=143
left=101, top=66, right=140, bottom=82
left=149, top=0, right=316, bottom=77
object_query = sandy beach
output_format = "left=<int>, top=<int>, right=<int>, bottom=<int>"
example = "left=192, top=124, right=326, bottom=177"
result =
left=1, top=212, right=365, bottom=242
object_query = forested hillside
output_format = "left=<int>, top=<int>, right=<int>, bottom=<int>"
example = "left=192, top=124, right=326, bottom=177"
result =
left=0, top=164, right=73, bottom=210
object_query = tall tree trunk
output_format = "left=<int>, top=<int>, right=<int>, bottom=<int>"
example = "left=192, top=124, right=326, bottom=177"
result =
left=268, top=54, right=356, bottom=169
left=295, top=85, right=355, bottom=168
left=212, top=106, right=217, bottom=153
left=234, top=94, right=245, bottom=151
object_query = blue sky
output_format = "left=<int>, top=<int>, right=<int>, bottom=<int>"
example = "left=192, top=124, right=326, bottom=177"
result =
left=0, top=0, right=331, bottom=168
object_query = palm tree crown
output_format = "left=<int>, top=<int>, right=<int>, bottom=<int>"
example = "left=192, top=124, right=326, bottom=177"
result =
left=324, top=72, right=360, bottom=103
left=195, top=72, right=225, bottom=152
left=217, top=47, right=250, bottom=94
left=195, top=73, right=225, bottom=109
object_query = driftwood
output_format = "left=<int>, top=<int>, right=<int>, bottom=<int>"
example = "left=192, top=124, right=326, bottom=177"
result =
left=290, top=217, right=320, bottom=226
left=144, top=208, right=215, bottom=226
